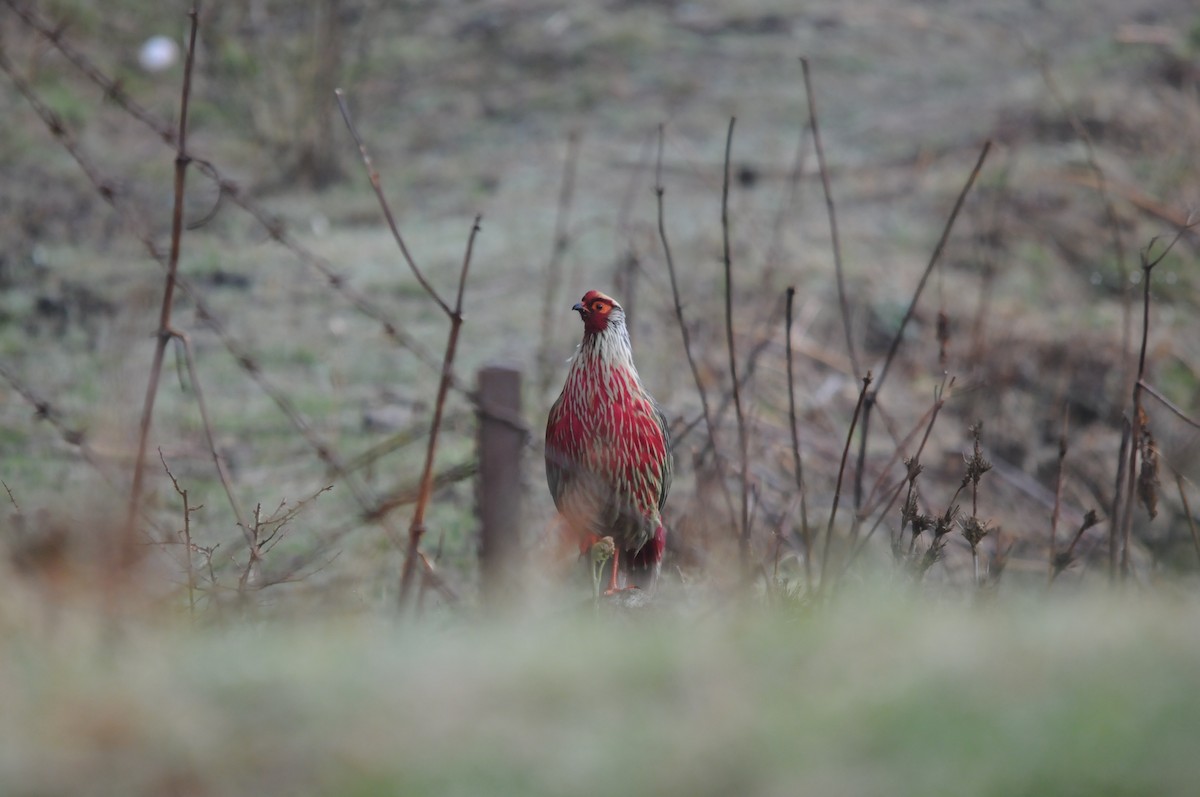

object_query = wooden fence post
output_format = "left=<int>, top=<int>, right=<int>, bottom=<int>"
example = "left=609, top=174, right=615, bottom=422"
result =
left=478, top=365, right=523, bottom=604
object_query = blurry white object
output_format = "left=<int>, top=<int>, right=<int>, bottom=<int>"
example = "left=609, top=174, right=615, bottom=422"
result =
left=138, top=36, right=179, bottom=72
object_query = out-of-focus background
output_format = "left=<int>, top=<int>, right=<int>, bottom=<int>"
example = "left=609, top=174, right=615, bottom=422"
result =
left=2, top=1, right=1200, bottom=793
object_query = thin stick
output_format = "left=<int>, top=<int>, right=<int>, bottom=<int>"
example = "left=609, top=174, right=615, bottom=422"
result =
left=850, top=141, right=990, bottom=515
left=784, top=286, right=812, bottom=583
left=800, top=57, right=859, bottom=378
left=819, top=372, right=873, bottom=593
left=762, top=116, right=811, bottom=284
left=175, top=333, right=250, bottom=537
left=1047, top=406, right=1069, bottom=584
left=654, top=125, right=737, bottom=531
left=123, top=7, right=200, bottom=568
left=1115, top=222, right=1200, bottom=577
left=2, top=480, right=19, bottom=514
left=875, top=141, right=992, bottom=394
left=398, top=216, right=482, bottom=610
left=1118, top=232, right=1182, bottom=579
left=857, top=374, right=954, bottom=518
left=720, top=117, right=752, bottom=575
left=1049, top=510, right=1100, bottom=584
left=159, top=449, right=196, bottom=615
left=844, top=376, right=951, bottom=570
left=1138, top=381, right=1200, bottom=430
left=335, top=89, right=451, bottom=317
left=535, top=130, right=582, bottom=398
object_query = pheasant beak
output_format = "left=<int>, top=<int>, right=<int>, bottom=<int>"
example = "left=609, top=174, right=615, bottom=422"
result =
left=572, top=301, right=586, bottom=316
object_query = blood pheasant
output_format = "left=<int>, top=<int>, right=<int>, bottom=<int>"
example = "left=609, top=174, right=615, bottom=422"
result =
left=546, top=290, right=672, bottom=593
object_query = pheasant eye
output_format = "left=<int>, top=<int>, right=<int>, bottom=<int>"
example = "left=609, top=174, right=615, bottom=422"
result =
left=591, top=301, right=606, bottom=313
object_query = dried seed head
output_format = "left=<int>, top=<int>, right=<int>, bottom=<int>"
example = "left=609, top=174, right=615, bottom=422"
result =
left=963, top=424, right=993, bottom=487
left=959, top=515, right=990, bottom=549
left=934, top=505, right=960, bottom=538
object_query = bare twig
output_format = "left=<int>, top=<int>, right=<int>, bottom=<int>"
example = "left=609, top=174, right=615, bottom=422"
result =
left=174, top=333, right=250, bottom=536
left=800, top=57, right=859, bottom=378
left=1117, top=229, right=1191, bottom=578
left=1139, top=381, right=1200, bottom=431
left=720, top=117, right=752, bottom=576
left=159, top=450, right=196, bottom=614
left=784, top=286, right=812, bottom=583
left=335, top=89, right=452, bottom=316
left=1049, top=509, right=1100, bottom=583
left=857, top=374, right=954, bottom=519
left=845, top=376, right=952, bottom=570
left=819, top=372, right=873, bottom=593
left=875, top=141, right=992, bottom=394
left=2, top=480, right=20, bottom=515
left=849, top=141, right=990, bottom=515
left=398, top=216, right=482, bottom=610
left=123, top=6, right=200, bottom=568
left=654, top=125, right=736, bottom=530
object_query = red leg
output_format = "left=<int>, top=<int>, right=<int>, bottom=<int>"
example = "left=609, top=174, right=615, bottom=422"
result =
left=604, top=548, right=621, bottom=595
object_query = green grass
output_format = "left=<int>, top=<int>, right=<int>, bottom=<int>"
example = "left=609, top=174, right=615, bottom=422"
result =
left=2, top=588, right=1199, bottom=796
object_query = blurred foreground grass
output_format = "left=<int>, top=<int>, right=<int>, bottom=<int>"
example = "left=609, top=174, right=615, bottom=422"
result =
left=3, top=587, right=1199, bottom=796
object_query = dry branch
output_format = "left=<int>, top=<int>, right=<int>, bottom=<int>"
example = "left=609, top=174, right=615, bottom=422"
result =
left=800, top=57, right=860, bottom=378
left=122, top=7, right=200, bottom=569
left=397, top=216, right=483, bottom=611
